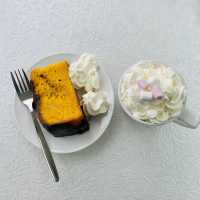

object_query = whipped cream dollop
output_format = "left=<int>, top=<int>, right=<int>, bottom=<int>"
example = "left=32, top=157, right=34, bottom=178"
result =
left=69, top=53, right=100, bottom=92
left=119, top=61, right=186, bottom=124
left=82, top=91, right=110, bottom=116
left=69, top=53, right=110, bottom=117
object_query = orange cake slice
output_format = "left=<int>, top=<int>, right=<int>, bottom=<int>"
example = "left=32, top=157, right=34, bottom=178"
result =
left=31, top=60, right=84, bottom=126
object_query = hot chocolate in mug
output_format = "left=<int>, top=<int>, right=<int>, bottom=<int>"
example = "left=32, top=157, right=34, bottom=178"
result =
left=118, top=60, right=200, bottom=129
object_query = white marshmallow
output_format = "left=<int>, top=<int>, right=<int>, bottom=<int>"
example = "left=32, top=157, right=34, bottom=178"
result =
left=139, top=91, right=153, bottom=101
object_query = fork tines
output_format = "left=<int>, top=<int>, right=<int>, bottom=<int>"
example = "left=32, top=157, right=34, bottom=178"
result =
left=10, top=69, right=31, bottom=95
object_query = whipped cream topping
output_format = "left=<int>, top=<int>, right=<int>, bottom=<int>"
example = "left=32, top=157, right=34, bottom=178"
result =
left=69, top=53, right=100, bottom=92
left=82, top=91, right=110, bottom=116
left=119, top=62, right=186, bottom=124
left=69, top=53, right=110, bottom=117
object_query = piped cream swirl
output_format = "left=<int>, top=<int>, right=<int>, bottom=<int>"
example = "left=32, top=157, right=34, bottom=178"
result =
left=82, top=91, right=110, bottom=116
left=69, top=53, right=100, bottom=92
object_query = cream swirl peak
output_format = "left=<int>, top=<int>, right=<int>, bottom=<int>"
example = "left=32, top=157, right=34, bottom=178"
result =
left=82, top=91, right=110, bottom=116
left=119, top=62, right=186, bottom=124
left=69, top=53, right=100, bottom=92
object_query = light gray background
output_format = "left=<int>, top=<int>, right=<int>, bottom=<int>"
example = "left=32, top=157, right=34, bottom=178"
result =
left=1, top=0, right=200, bottom=199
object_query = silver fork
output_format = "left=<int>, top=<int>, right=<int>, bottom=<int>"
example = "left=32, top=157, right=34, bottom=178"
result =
left=10, top=69, right=59, bottom=182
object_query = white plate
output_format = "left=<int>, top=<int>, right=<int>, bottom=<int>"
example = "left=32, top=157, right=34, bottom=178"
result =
left=14, top=53, right=114, bottom=154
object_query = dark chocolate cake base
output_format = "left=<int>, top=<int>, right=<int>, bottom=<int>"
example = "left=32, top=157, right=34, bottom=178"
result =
left=44, top=118, right=89, bottom=137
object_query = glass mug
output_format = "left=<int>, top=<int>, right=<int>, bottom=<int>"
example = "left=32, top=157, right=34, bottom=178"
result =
left=118, top=60, right=200, bottom=129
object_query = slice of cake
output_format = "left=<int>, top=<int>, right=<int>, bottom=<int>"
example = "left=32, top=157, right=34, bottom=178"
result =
left=31, top=60, right=89, bottom=136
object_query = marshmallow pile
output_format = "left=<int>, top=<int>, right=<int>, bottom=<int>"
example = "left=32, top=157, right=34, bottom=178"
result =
left=119, top=62, right=186, bottom=124
left=137, top=79, right=164, bottom=101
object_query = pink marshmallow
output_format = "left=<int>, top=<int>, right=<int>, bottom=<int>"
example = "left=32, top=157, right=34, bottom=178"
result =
left=137, top=80, right=148, bottom=89
left=152, top=86, right=163, bottom=99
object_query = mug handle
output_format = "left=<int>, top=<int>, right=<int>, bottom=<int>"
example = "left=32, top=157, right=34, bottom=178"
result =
left=173, top=107, right=200, bottom=129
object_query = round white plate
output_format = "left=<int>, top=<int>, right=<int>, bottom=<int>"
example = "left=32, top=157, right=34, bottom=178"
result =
left=14, top=53, right=114, bottom=154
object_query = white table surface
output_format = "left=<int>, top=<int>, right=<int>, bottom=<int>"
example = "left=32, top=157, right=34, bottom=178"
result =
left=1, top=0, right=200, bottom=199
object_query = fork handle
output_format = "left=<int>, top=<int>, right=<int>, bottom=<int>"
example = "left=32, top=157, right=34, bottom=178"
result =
left=31, top=111, right=59, bottom=182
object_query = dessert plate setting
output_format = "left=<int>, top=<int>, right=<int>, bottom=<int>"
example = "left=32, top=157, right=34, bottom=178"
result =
left=14, top=53, right=114, bottom=154
left=11, top=55, right=200, bottom=183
